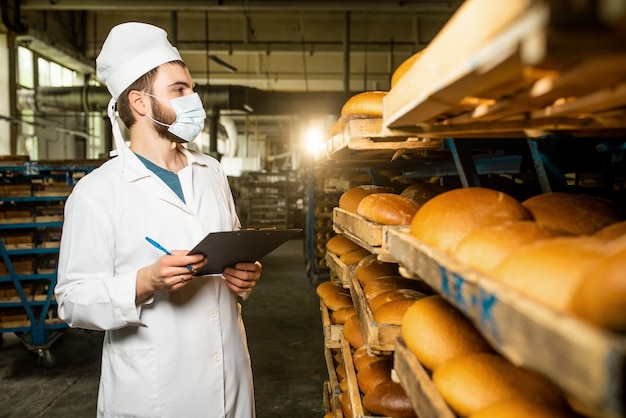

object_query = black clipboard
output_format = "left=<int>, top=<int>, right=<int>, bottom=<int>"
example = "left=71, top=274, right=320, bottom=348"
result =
left=188, top=228, right=302, bottom=275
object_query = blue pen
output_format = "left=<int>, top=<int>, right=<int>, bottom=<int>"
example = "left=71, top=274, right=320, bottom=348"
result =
left=145, top=236, right=195, bottom=272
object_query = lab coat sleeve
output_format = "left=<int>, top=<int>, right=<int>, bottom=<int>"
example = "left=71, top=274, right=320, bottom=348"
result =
left=55, top=183, right=143, bottom=331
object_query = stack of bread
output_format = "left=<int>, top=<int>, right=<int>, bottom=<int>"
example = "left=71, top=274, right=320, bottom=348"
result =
left=326, top=234, right=372, bottom=266
left=408, top=187, right=626, bottom=333
left=401, top=295, right=579, bottom=417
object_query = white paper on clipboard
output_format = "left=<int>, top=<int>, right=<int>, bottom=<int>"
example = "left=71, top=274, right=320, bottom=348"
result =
left=188, top=228, right=302, bottom=275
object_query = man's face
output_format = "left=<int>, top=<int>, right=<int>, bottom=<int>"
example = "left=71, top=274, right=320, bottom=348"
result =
left=148, top=63, right=196, bottom=143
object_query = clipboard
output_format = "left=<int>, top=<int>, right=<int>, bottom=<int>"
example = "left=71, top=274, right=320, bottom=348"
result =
left=188, top=228, right=302, bottom=275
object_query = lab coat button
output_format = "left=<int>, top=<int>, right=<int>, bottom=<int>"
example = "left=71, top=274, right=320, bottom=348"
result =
left=210, top=311, right=218, bottom=318
left=213, top=354, right=222, bottom=362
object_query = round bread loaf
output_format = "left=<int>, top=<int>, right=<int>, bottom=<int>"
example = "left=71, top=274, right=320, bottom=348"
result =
left=362, top=381, right=417, bottom=418
left=340, top=247, right=371, bottom=265
left=316, top=281, right=344, bottom=300
left=391, top=51, right=424, bottom=88
left=433, top=352, right=567, bottom=417
left=410, top=187, right=530, bottom=252
left=326, top=234, right=362, bottom=256
left=353, top=346, right=391, bottom=372
left=316, top=281, right=353, bottom=311
left=344, top=313, right=366, bottom=349
left=492, top=236, right=605, bottom=312
left=453, top=221, right=566, bottom=275
left=373, top=299, right=419, bottom=325
left=594, top=220, right=626, bottom=241
left=369, top=288, right=426, bottom=313
left=356, top=358, right=394, bottom=394
left=336, top=363, right=347, bottom=381
left=331, top=306, right=356, bottom=325
left=341, top=392, right=353, bottom=418
left=469, top=399, right=578, bottom=418
left=400, top=181, right=447, bottom=206
left=357, top=193, right=420, bottom=225
left=569, top=247, right=626, bottom=332
left=522, top=192, right=624, bottom=235
left=401, top=295, right=492, bottom=371
left=339, top=185, right=394, bottom=213
left=362, top=276, right=430, bottom=301
left=355, top=255, right=399, bottom=287
left=341, top=91, right=387, bottom=119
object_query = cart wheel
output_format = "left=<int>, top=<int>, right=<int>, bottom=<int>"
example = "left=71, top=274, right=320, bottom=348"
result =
left=37, top=349, right=57, bottom=367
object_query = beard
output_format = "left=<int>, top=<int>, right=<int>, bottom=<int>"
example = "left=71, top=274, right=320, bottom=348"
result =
left=150, top=97, right=184, bottom=143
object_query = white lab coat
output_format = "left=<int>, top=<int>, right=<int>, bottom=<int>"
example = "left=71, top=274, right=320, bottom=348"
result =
left=55, top=146, right=255, bottom=418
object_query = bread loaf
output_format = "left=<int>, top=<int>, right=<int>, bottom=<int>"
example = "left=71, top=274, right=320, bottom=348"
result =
left=341, top=91, right=387, bottom=119
left=522, top=192, right=624, bottom=235
left=362, top=276, right=430, bottom=301
left=468, top=399, right=578, bottom=418
left=400, top=181, right=447, bottom=206
left=316, top=281, right=353, bottom=311
left=433, top=352, right=568, bottom=417
left=453, top=221, right=566, bottom=275
left=569, top=247, right=626, bottom=332
left=339, top=185, right=394, bottom=213
left=357, top=193, right=420, bottom=225
left=355, top=255, right=399, bottom=287
left=373, top=299, right=420, bottom=325
left=326, top=234, right=361, bottom=256
left=410, top=187, right=530, bottom=252
left=594, top=220, right=626, bottom=241
left=343, top=313, right=366, bottom=349
left=331, top=306, right=356, bottom=325
left=401, top=295, right=493, bottom=371
left=352, top=346, right=391, bottom=372
left=369, top=288, right=426, bottom=313
left=362, top=381, right=417, bottom=418
left=390, top=51, right=424, bottom=88
left=492, top=236, right=605, bottom=312
left=356, top=358, right=393, bottom=394
left=339, top=247, right=371, bottom=265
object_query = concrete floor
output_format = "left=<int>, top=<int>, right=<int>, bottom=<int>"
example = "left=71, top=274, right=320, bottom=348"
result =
left=0, top=238, right=327, bottom=417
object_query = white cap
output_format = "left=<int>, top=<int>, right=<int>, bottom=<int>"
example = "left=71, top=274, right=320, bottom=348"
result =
left=96, top=22, right=182, bottom=99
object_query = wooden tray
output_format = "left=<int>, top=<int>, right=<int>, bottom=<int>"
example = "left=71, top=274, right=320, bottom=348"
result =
left=386, top=228, right=626, bottom=418
left=348, top=270, right=401, bottom=354
left=321, top=300, right=344, bottom=349
left=325, top=251, right=354, bottom=288
left=394, top=338, right=456, bottom=418
left=324, top=342, right=344, bottom=416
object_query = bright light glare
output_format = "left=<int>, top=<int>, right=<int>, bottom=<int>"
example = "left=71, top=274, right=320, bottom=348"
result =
left=304, top=128, right=324, bottom=153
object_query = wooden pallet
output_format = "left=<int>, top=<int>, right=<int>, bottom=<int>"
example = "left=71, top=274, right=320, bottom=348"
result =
left=386, top=228, right=626, bottom=418
left=325, top=251, right=354, bottom=288
left=323, top=343, right=344, bottom=417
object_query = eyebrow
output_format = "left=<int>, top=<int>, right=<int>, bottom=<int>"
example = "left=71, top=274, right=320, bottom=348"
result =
left=168, top=81, right=193, bottom=89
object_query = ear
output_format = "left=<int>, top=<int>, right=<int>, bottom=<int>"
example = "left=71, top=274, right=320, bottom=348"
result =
left=128, top=90, right=148, bottom=116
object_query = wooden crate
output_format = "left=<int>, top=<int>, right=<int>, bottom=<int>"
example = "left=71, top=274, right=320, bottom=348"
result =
left=321, top=300, right=344, bottom=349
left=340, top=335, right=392, bottom=418
left=324, top=342, right=344, bottom=417
left=332, top=207, right=402, bottom=262
left=394, top=338, right=456, bottom=418
left=386, top=228, right=626, bottom=418
left=325, top=251, right=354, bottom=288
left=348, top=270, right=401, bottom=354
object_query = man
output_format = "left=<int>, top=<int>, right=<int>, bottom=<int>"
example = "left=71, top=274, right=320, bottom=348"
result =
left=55, top=22, right=261, bottom=418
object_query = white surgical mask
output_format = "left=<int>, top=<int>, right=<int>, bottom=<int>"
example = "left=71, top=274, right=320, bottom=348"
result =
left=144, top=92, right=206, bottom=142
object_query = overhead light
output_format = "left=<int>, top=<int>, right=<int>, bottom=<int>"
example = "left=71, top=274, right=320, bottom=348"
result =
left=209, top=55, right=237, bottom=73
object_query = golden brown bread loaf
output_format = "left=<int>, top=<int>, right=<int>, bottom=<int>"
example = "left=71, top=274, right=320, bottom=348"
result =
left=522, top=192, right=624, bottom=235
left=341, top=392, right=353, bottom=418
left=569, top=247, right=626, bottom=332
left=453, top=221, right=567, bottom=275
left=343, top=313, right=366, bottom=349
left=373, top=299, right=420, bottom=325
left=331, top=306, right=356, bottom=325
left=357, top=193, right=420, bottom=225
left=339, top=247, right=371, bottom=265
left=352, top=346, right=392, bottom=372
left=433, top=352, right=568, bottom=417
left=341, top=91, right=387, bottom=119
left=339, top=185, right=394, bottom=213
left=356, top=358, right=394, bottom=394
left=355, top=255, right=399, bottom=287
left=468, top=399, right=579, bottom=418
left=594, top=220, right=626, bottom=241
left=410, top=187, right=530, bottom=252
left=492, top=236, right=605, bottom=312
left=362, top=381, right=417, bottom=418
left=390, top=51, right=424, bottom=88
left=316, top=281, right=353, bottom=311
left=326, top=234, right=362, bottom=256
left=401, top=295, right=492, bottom=372
left=316, top=280, right=343, bottom=300
left=400, top=181, right=447, bottom=206
left=362, top=276, right=430, bottom=301
left=369, top=288, right=426, bottom=313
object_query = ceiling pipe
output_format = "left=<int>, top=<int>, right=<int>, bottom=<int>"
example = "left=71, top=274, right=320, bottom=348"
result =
left=17, top=84, right=354, bottom=117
